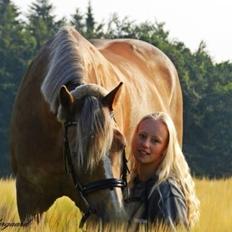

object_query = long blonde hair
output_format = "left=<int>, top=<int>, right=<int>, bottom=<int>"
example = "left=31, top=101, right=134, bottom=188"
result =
left=129, top=112, right=200, bottom=227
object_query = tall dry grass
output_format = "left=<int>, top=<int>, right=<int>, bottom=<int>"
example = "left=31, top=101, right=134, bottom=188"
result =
left=0, top=178, right=232, bottom=231
left=192, top=178, right=232, bottom=232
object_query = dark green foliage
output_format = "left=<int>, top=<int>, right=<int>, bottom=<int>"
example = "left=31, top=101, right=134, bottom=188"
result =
left=104, top=14, right=136, bottom=39
left=0, top=1, right=231, bottom=178
left=27, top=0, right=66, bottom=50
left=70, top=8, right=85, bottom=34
left=0, top=0, right=35, bottom=176
left=85, top=1, right=95, bottom=37
left=70, top=1, right=103, bottom=39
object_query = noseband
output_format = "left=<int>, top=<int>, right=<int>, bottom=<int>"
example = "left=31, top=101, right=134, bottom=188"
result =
left=63, top=121, right=129, bottom=228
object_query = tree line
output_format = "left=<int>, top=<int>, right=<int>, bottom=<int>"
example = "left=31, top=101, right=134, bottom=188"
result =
left=1, top=0, right=232, bottom=177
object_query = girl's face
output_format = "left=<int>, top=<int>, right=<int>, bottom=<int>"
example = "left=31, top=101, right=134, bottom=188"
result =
left=132, top=118, right=169, bottom=168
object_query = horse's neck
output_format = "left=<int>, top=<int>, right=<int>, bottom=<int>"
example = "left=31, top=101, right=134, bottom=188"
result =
left=84, top=62, right=119, bottom=96
left=77, top=38, right=133, bottom=147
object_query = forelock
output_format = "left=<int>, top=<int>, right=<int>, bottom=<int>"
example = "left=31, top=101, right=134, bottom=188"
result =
left=71, top=84, right=108, bottom=100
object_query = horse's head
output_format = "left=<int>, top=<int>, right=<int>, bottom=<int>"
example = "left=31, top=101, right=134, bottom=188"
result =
left=57, top=82, right=127, bottom=223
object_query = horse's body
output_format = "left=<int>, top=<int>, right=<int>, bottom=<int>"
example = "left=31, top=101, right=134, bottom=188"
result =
left=90, top=38, right=182, bottom=143
left=10, top=27, right=182, bottom=222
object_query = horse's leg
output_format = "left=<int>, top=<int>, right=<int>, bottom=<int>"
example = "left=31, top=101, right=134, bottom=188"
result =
left=16, top=175, right=57, bottom=223
left=16, top=175, right=41, bottom=222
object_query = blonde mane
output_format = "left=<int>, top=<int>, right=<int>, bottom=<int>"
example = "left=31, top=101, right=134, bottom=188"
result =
left=57, top=84, right=115, bottom=171
left=71, top=85, right=114, bottom=171
left=77, top=97, right=114, bottom=171
left=41, top=26, right=83, bottom=113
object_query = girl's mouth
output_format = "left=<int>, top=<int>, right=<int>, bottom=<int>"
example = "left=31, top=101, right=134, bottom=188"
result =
left=139, top=149, right=150, bottom=156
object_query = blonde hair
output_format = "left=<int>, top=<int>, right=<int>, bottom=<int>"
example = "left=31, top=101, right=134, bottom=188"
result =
left=129, top=112, right=200, bottom=227
left=74, top=96, right=114, bottom=171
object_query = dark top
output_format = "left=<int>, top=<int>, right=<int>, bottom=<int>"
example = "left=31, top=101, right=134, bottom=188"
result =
left=125, top=176, right=189, bottom=230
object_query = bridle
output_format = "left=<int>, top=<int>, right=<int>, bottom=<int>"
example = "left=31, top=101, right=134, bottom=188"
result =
left=63, top=120, right=129, bottom=228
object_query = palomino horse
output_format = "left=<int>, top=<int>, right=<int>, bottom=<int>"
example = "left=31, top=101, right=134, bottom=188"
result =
left=10, top=26, right=182, bottom=224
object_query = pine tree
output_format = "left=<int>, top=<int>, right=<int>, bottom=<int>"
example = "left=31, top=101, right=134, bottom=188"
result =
left=27, top=0, right=65, bottom=50
left=84, top=0, right=104, bottom=38
left=0, top=0, right=33, bottom=176
left=85, top=0, right=95, bottom=38
left=70, top=8, right=85, bottom=35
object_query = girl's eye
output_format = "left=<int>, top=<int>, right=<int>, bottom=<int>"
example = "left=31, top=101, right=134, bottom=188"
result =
left=138, top=133, right=146, bottom=140
left=151, top=138, right=159, bottom=144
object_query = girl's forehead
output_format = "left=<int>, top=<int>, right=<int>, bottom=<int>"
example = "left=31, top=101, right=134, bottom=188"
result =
left=138, top=118, right=168, bottom=137
left=139, top=118, right=163, bottom=128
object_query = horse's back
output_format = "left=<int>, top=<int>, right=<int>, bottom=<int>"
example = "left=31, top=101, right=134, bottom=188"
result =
left=92, top=38, right=182, bottom=143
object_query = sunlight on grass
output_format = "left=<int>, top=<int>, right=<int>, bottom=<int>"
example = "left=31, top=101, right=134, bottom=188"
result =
left=1, top=177, right=232, bottom=231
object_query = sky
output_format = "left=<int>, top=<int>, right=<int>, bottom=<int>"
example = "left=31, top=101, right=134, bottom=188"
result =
left=12, top=0, right=232, bottom=63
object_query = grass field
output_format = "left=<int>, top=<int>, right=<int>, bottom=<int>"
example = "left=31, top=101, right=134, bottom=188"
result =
left=0, top=178, right=232, bottom=231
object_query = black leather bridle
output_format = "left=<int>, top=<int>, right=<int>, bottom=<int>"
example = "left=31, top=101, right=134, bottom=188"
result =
left=63, top=121, right=129, bottom=228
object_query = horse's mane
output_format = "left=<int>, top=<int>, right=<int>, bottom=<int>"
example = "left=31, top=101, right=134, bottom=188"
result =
left=56, top=84, right=115, bottom=171
left=41, top=26, right=83, bottom=113
left=74, top=95, right=114, bottom=171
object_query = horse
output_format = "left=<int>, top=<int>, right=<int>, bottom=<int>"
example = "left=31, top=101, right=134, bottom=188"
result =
left=10, top=26, right=183, bottom=225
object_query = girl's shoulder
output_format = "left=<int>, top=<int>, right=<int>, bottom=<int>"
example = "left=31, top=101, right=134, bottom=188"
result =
left=151, top=178, right=185, bottom=201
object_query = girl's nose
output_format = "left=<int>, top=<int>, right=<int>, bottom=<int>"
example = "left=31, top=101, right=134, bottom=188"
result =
left=141, top=138, right=150, bottom=148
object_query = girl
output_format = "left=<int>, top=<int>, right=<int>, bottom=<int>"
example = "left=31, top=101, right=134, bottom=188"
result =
left=125, top=112, right=199, bottom=230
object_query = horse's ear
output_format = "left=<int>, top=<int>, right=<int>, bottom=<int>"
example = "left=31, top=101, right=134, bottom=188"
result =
left=59, top=85, right=74, bottom=109
left=102, top=82, right=123, bottom=111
